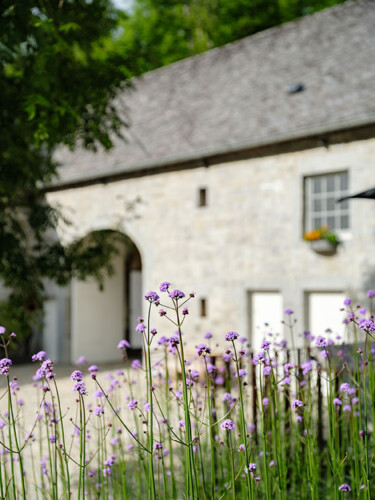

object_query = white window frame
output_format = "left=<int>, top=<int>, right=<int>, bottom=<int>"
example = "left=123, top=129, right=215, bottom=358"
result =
left=304, top=171, right=350, bottom=237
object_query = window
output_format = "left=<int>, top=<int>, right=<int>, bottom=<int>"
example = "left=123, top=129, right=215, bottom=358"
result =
left=307, top=292, right=345, bottom=339
left=248, top=292, right=283, bottom=350
left=304, top=172, right=349, bottom=232
left=198, top=187, right=207, bottom=207
left=200, top=298, right=207, bottom=317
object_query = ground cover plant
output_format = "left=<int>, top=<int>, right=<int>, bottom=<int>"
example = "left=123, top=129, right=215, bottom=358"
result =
left=0, top=283, right=374, bottom=499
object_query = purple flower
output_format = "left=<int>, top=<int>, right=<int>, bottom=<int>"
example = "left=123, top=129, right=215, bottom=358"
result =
left=248, top=463, right=256, bottom=472
left=204, top=332, right=212, bottom=339
left=358, top=318, right=375, bottom=332
left=169, top=336, right=179, bottom=348
left=94, top=390, right=104, bottom=398
left=168, top=289, right=185, bottom=299
left=34, top=359, right=55, bottom=381
left=343, top=405, right=351, bottom=412
left=291, top=399, right=304, bottom=409
left=343, top=298, right=352, bottom=307
left=117, top=340, right=131, bottom=350
left=220, top=419, right=236, bottom=431
left=367, top=290, right=375, bottom=298
left=284, top=309, right=293, bottom=315
left=284, top=363, right=294, bottom=375
left=225, top=331, right=239, bottom=342
left=159, top=309, right=167, bottom=317
left=315, top=336, right=327, bottom=347
left=131, top=359, right=142, bottom=370
left=264, top=366, right=272, bottom=376
left=301, top=359, right=313, bottom=375
left=0, top=327, right=5, bottom=335
left=88, top=365, right=98, bottom=373
left=94, top=406, right=104, bottom=416
left=71, top=370, right=83, bottom=382
left=72, top=382, right=87, bottom=396
left=182, top=307, right=189, bottom=315
left=0, top=358, right=12, bottom=375
left=104, top=455, right=116, bottom=467
left=333, top=398, right=342, bottom=406
left=340, top=383, right=351, bottom=393
left=238, top=444, right=245, bottom=452
left=75, top=356, right=88, bottom=365
left=261, top=340, right=271, bottom=351
left=237, top=369, right=247, bottom=378
left=223, top=352, right=232, bottom=363
left=223, top=393, right=232, bottom=403
left=32, top=351, right=47, bottom=362
left=159, top=282, right=170, bottom=292
left=154, top=442, right=162, bottom=451
left=262, top=397, right=269, bottom=407
left=144, top=402, right=151, bottom=412
left=128, top=400, right=138, bottom=411
left=144, top=291, right=160, bottom=303
left=338, top=484, right=351, bottom=492
left=253, top=352, right=265, bottom=364
left=136, top=323, right=146, bottom=334
left=196, top=344, right=211, bottom=357
left=49, top=435, right=56, bottom=443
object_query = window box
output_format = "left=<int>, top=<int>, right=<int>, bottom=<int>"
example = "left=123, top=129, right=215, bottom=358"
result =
left=304, top=226, right=340, bottom=256
left=309, top=238, right=338, bottom=256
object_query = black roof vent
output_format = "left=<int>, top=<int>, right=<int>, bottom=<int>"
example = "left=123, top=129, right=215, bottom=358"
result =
left=287, top=83, right=305, bottom=94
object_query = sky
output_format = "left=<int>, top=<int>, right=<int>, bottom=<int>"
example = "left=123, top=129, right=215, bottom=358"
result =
left=112, top=0, right=133, bottom=11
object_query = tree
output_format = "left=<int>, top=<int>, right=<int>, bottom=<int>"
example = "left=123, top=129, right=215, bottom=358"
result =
left=0, top=1, right=133, bottom=356
left=117, top=0, right=347, bottom=74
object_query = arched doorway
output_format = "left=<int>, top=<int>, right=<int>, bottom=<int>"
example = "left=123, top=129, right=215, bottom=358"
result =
left=70, top=231, right=142, bottom=364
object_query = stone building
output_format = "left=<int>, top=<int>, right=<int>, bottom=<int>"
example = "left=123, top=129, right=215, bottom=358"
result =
left=44, top=0, right=375, bottom=363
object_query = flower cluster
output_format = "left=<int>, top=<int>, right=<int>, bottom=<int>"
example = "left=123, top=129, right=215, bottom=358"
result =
left=196, top=344, right=211, bottom=357
left=0, top=358, right=12, bottom=375
left=35, top=359, right=55, bottom=381
left=225, top=331, right=239, bottom=342
left=220, top=419, right=236, bottom=431
left=72, top=381, right=87, bottom=396
left=144, top=291, right=160, bottom=303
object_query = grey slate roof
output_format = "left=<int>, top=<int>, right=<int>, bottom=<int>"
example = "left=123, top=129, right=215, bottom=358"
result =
left=55, top=0, right=375, bottom=186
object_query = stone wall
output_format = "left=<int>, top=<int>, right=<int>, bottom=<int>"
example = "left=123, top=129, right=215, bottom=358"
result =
left=46, top=138, right=375, bottom=362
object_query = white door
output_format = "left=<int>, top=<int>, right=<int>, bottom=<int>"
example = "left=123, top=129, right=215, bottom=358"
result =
left=129, top=270, right=143, bottom=349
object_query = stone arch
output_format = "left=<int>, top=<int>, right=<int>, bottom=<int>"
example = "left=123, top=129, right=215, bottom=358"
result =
left=70, top=229, right=143, bottom=364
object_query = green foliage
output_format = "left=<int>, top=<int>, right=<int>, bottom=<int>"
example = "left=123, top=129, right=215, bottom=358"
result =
left=118, top=0, right=347, bottom=74
left=0, top=1, right=133, bottom=349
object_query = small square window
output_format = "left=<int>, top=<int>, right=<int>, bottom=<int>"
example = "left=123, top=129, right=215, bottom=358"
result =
left=200, top=298, right=207, bottom=317
left=198, top=188, right=207, bottom=207
left=304, top=172, right=349, bottom=233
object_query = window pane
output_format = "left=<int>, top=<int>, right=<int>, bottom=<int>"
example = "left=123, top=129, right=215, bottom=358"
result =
left=340, top=200, right=348, bottom=209
left=313, top=178, right=322, bottom=193
left=327, top=197, right=335, bottom=211
left=341, top=215, right=349, bottom=229
left=327, top=176, right=335, bottom=191
left=340, top=173, right=348, bottom=190
left=313, top=199, right=322, bottom=211
left=327, top=216, right=336, bottom=229
left=313, top=217, right=322, bottom=229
